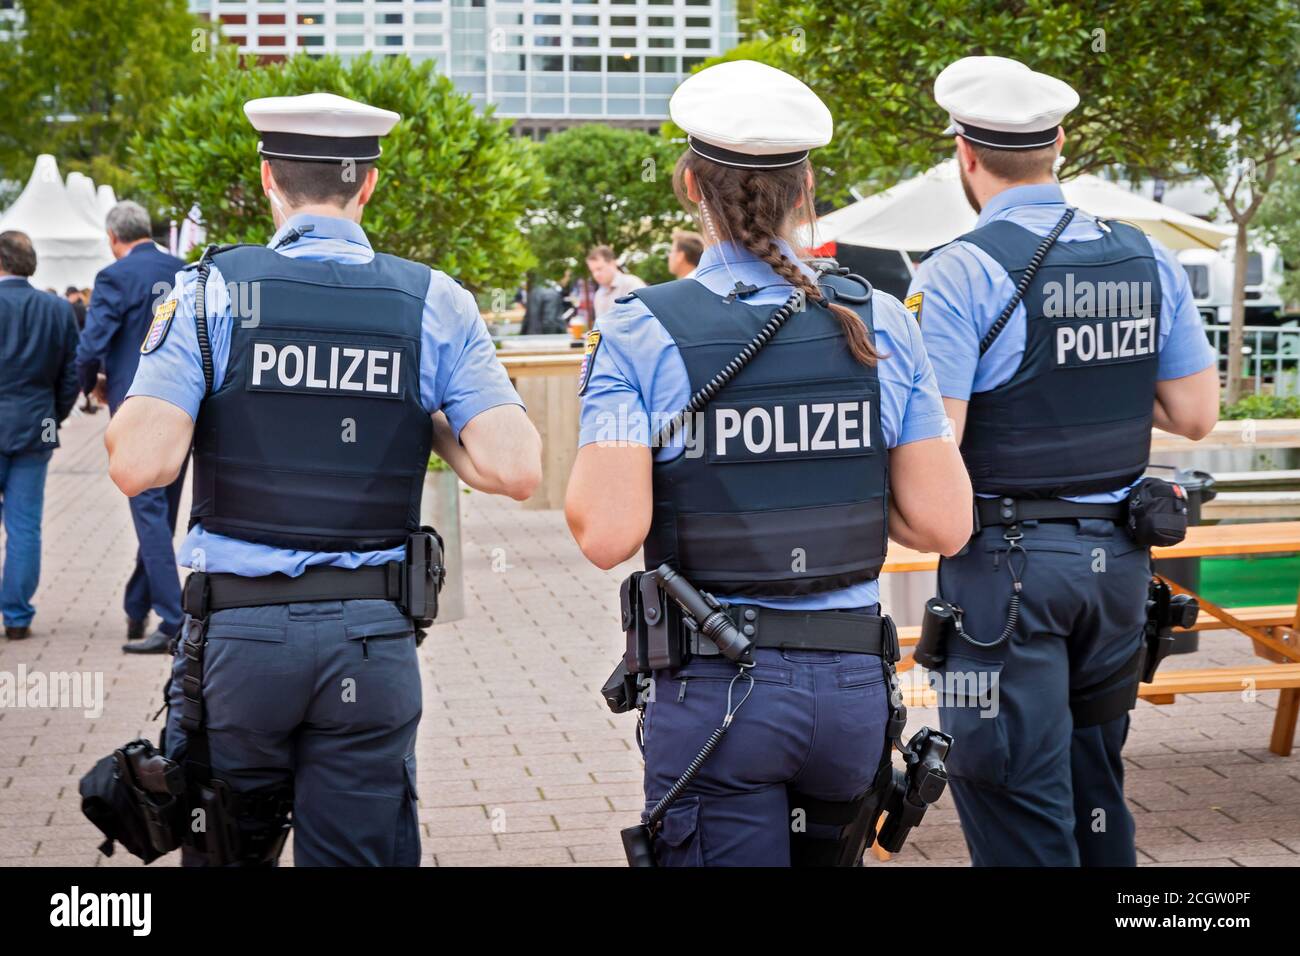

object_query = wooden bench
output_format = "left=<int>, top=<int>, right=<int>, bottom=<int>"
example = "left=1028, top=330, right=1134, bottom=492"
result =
left=898, top=605, right=1299, bottom=648
left=900, top=664, right=1300, bottom=756
left=885, top=521, right=1300, bottom=756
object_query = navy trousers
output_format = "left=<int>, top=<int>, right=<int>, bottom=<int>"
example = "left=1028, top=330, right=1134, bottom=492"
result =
left=935, top=518, right=1148, bottom=867
left=642, top=644, right=889, bottom=866
left=124, top=456, right=188, bottom=635
left=164, top=598, right=423, bottom=867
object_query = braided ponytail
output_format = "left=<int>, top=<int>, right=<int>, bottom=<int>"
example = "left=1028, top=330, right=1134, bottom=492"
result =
left=672, top=151, right=881, bottom=366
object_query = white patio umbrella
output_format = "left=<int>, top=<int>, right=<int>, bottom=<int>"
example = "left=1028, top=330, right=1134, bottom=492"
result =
left=812, top=160, right=1233, bottom=253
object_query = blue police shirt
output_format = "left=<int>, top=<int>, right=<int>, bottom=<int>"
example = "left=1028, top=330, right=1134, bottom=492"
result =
left=126, top=213, right=524, bottom=576
left=579, top=239, right=950, bottom=611
left=907, top=183, right=1216, bottom=504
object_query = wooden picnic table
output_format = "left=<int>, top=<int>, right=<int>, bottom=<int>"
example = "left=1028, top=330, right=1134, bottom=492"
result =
left=889, top=520, right=1300, bottom=756
left=883, top=520, right=1300, bottom=574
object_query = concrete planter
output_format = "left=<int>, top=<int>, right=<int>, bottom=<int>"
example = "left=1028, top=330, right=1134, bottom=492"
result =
left=421, top=469, right=465, bottom=623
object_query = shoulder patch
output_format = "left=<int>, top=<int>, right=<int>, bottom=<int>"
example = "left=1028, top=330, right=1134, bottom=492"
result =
left=577, top=328, right=602, bottom=396
left=141, top=300, right=177, bottom=354
left=904, top=292, right=924, bottom=325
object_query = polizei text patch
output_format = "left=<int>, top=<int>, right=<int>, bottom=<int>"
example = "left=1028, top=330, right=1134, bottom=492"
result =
left=247, top=340, right=405, bottom=399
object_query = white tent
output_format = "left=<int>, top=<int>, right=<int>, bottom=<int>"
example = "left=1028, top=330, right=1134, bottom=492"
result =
left=813, top=160, right=1234, bottom=254
left=66, top=171, right=105, bottom=230
left=0, top=155, right=112, bottom=290
left=96, top=184, right=118, bottom=219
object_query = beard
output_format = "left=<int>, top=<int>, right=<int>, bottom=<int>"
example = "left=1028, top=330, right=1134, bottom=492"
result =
left=958, top=162, right=982, bottom=214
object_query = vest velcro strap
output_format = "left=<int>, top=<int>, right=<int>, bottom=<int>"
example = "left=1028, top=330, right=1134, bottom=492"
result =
left=182, top=565, right=402, bottom=614
left=975, top=497, right=1127, bottom=530
left=690, top=607, right=892, bottom=657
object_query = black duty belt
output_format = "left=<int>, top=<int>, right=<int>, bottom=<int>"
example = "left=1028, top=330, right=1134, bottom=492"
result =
left=182, top=565, right=403, bottom=617
left=975, top=496, right=1127, bottom=531
left=690, top=606, right=898, bottom=661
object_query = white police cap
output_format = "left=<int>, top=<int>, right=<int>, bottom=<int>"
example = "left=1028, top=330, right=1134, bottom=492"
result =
left=670, top=60, right=833, bottom=169
left=935, top=56, right=1078, bottom=150
left=244, top=92, right=400, bottom=163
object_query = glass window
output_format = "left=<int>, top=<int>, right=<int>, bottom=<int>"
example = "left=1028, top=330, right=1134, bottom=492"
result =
left=607, top=55, right=639, bottom=72
left=611, top=16, right=636, bottom=26
left=607, top=97, right=643, bottom=115
left=336, top=13, right=363, bottom=25
left=610, top=37, right=636, bottom=48
left=645, top=55, right=676, bottom=72
left=573, top=15, right=598, bottom=25
left=570, top=55, right=601, bottom=72
left=534, top=35, right=562, bottom=47
left=648, top=37, right=673, bottom=48
left=648, top=16, right=673, bottom=26
left=533, top=14, right=560, bottom=24
left=572, top=35, right=598, bottom=47
left=686, top=17, right=711, bottom=27
left=532, top=54, right=564, bottom=71
left=685, top=38, right=710, bottom=49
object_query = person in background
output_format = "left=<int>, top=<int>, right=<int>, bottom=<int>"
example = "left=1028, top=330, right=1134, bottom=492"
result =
left=586, top=245, right=646, bottom=319
left=65, top=287, right=88, bottom=330
left=0, top=231, right=80, bottom=640
left=667, top=228, right=704, bottom=280
left=75, top=200, right=188, bottom=652
left=520, top=272, right=570, bottom=335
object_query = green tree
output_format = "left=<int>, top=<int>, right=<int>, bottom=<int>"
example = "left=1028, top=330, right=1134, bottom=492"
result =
left=0, top=0, right=204, bottom=189
left=131, top=51, right=545, bottom=292
left=750, top=0, right=1288, bottom=201
left=1256, top=154, right=1300, bottom=309
left=1182, top=0, right=1300, bottom=401
left=529, top=124, right=692, bottom=282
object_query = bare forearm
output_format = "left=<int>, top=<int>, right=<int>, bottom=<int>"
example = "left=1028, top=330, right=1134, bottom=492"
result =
left=458, top=406, right=543, bottom=501
left=105, top=398, right=193, bottom=496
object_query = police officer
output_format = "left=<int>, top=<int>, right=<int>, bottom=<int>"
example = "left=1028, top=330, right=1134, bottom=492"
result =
left=105, top=93, right=542, bottom=866
left=566, top=61, right=972, bottom=866
left=907, top=57, right=1220, bottom=866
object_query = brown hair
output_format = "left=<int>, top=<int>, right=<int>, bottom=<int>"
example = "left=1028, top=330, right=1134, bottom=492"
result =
left=0, top=231, right=37, bottom=277
left=586, top=244, right=616, bottom=262
left=672, top=150, right=880, bottom=366
left=968, top=142, right=1058, bottom=183
left=268, top=158, right=373, bottom=207
left=671, top=228, right=704, bottom=267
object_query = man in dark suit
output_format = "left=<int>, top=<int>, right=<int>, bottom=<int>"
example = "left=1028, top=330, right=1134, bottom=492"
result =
left=75, top=201, right=188, bottom=652
left=0, top=231, right=80, bottom=639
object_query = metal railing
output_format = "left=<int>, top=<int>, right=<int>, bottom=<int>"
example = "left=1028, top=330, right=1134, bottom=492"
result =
left=1206, top=324, right=1300, bottom=396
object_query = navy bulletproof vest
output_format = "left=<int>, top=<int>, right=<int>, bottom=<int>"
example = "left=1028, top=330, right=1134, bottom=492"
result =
left=957, top=219, right=1161, bottom=498
left=632, top=275, right=888, bottom=597
left=190, top=246, right=434, bottom=552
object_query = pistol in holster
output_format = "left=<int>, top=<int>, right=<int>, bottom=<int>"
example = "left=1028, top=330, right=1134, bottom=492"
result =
left=1142, top=578, right=1198, bottom=683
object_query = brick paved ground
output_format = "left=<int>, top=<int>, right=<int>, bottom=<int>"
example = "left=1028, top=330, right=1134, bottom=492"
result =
left=1, top=411, right=1298, bottom=867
